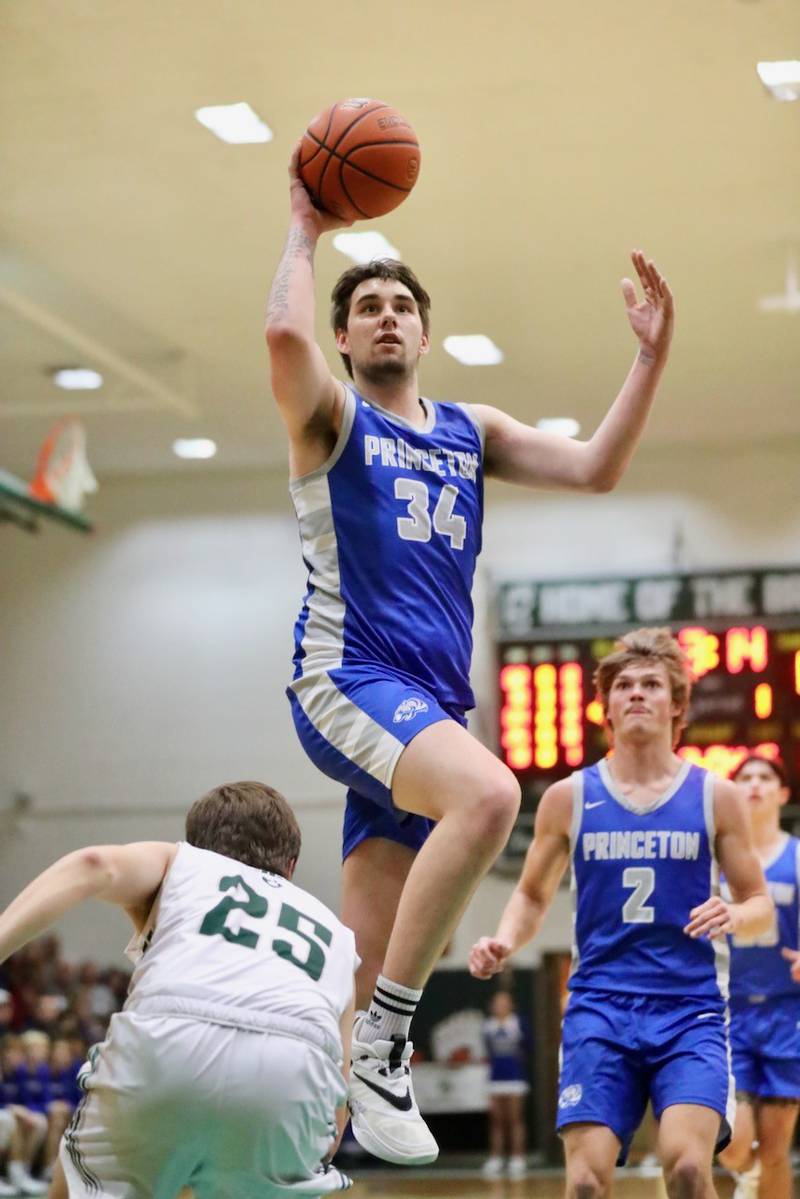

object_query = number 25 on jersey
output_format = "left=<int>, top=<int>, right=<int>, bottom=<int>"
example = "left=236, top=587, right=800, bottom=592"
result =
left=199, top=875, right=332, bottom=981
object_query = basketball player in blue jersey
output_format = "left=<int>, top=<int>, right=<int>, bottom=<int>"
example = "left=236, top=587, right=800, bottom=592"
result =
left=718, top=754, right=800, bottom=1199
left=266, top=146, right=675, bottom=1165
left=469, top=629, right=773, bottom=1198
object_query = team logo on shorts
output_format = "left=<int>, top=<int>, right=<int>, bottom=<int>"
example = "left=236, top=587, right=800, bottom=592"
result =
left=393, top=697, right=429, bottom=723
left=558, top=1084, right=582, bottom=1110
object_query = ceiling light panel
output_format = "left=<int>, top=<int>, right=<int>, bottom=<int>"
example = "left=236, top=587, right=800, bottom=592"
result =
left=333, top=232, right=401, bottom=264
left=537, top=417, right=581, bottom=438
left=443, top=335, right=503, bottom=366
left=756, top=61, right=800, bottom=101
left=172, top=438, right=217, bottom=460
left=194, top=103, right=273, bottom=144
left=52, top=368, right=103, bottom=390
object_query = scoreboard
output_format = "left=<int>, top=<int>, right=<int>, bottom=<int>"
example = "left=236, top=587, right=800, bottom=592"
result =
left=496, top=569, right=800, bottom=841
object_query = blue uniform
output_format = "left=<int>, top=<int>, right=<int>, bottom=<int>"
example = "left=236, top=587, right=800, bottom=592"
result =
left=51, top=1062, right=83, bottom=1110
left=483, top=1014, right=530, bottom=1094
left=725, top=834, right=800, bottom=1099
left=558, top=760, right=735, bottom=1158
left=287, top=386, right=484, bottom=858
left=14, top=1062, right=52, bottom=1113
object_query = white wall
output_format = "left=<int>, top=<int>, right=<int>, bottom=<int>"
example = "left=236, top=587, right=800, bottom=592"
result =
left=1, top=441, right=798, bottom=965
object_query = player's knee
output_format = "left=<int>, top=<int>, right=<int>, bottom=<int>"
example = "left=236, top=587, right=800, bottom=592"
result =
left=663, top=1152, right=706, bottom=1198
left=717, top=1140, right=750, bottom=1173
left=470, top=770, right=521, bottom=845
left=566, top=1163, right=609, bottom=1199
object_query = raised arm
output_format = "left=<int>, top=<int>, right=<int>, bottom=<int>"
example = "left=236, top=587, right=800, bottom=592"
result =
left=0, top=842, right=177, bottom=962
left=469, top=779, right=572, bottom=979
left=684, top=779, right=772, bottom=943
left=265, top=146, right=353, bottom=470
left=475, top=251, right=674, bottom=492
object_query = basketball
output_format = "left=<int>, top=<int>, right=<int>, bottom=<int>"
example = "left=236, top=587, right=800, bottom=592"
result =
left=298, top=98, right=421, bottom=223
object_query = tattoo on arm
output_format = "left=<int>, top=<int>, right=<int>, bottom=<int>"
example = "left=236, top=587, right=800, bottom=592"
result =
left=267, top=228, right=316, bottom=324
left=637, top=348, right=656, bottom=366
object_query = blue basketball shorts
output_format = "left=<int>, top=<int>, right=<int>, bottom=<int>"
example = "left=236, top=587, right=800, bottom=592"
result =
left=729, top=994, right=800, bottom=1100
left=287, top=666, right=467, bottom=860
left=557, top=989, right=735, bottom=1162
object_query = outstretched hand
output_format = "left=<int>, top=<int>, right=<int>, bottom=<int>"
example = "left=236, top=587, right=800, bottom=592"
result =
left=288, top=142, right=354, bottom=237
left=468, top=936, right=512, bottom=980
left=621, top=250, right=674, bottom=363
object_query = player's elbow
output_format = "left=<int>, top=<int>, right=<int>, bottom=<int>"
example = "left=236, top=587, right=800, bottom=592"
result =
left=75, top=847, right=117, bottom=892
left=265, top=321, right=307, bottom=354
left=573, top=448, right=621, bottom=493
left=589, top=472, right=619, bottom=494
left=582, top=459, right=621, bottom=493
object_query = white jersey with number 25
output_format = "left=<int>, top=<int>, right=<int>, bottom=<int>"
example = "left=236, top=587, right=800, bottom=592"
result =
left=125, top=842, right=358, bottom=1054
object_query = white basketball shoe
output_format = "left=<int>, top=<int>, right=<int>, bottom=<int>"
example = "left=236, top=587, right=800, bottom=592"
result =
left=348, top=1016, right=438, bottom=1165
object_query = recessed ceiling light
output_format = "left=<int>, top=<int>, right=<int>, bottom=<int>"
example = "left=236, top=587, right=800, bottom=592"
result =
left=537, top=417, right=581, bottom=438
left=756, top=61, right=800, bottom=101
left=333, top=231, right=401, bottom=265
left=52, top=368, right=103, bottom=390
left=758, top=253, right=800, bottom=312
left=172, top=438, right=217, bottom=460
left=194, top=103, right=273, bottom=144
left=443, top=335, right=503, bottom=366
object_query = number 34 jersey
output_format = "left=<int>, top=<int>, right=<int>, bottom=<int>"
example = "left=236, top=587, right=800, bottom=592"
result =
left=290, top=387, right=484, bottom=710
left=568, top=760, right=729, bottom=1003
left=125, top=843, right=358, bottom=1052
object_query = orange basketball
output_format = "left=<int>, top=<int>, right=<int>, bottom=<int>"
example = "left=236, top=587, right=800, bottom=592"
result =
left=298, top=98, right=421, bottom=222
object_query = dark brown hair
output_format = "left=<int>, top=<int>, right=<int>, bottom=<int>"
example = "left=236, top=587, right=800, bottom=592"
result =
left=185, top=781, right=301, bottom=877
left=731, top=753, right=789, bottom=787
left=594, top=627, right=694, bottom=747
left=330, top=259, right=431, bottom=378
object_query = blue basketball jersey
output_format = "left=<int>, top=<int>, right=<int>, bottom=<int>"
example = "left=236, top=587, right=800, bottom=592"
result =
left=726, top=834, right=800, bottom=1000
left=483, top=1014, right=529, bottom=1083
left=290, top=386, right=484, bottom=708
left=569, top=760, right=728, bottom=1002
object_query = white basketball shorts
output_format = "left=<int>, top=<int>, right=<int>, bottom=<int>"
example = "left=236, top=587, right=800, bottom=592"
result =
left=60, top=1008, right=349, bottom=1199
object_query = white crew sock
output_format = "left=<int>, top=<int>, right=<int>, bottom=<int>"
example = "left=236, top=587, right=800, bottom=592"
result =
left=359, top=974, right=422, bottom=1044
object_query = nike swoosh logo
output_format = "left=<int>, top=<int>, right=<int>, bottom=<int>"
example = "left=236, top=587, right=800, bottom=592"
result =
left=696, top=1012, right=717, bottom=1020
left=585, top=801, right=605, bottom=810
left=352, top=1070, right=413, bottom=1112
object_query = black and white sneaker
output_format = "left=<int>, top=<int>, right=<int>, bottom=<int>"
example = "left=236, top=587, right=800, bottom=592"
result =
left=297, top=1163, right=353, bottom=1192
left=348, top=1016, right=438, bottom=1165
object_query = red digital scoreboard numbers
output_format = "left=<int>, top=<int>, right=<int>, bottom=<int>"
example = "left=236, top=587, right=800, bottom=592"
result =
left=497, top=570, right=800, bottom=800
left=500, top=626, right=800, bottom=784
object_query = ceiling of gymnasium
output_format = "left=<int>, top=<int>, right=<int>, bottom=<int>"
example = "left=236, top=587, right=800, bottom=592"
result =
left=1, top=0, right=799, bottom=480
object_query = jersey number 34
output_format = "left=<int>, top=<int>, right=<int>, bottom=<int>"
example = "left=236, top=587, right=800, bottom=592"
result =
left=395, top=479, right=466, bottom=550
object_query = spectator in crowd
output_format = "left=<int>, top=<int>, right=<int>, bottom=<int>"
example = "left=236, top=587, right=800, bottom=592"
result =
left=481, top=990, right=530, bottom=1180
left=46, top=1040, right=81, bottom=1177
left=0, top=994, right=12, bottom=1038
left=0, top=1035, right=47, bottom=1194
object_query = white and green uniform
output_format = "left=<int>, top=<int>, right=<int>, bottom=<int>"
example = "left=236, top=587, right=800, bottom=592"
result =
left=61, top=843, right=358, bottom=1199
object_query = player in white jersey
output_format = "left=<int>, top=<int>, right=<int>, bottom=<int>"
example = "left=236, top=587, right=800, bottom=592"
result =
left=0, top=781, right=358, bottom=1199
left=266, top=148, right=675, bottom=1164
left=470, top=629, right=772, bottom=1198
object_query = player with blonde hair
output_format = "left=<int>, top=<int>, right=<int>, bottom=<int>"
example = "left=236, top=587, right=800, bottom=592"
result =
left=0, top=781, right=358, bottom=1199
left=470, top=628, right=773, bottom=1198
